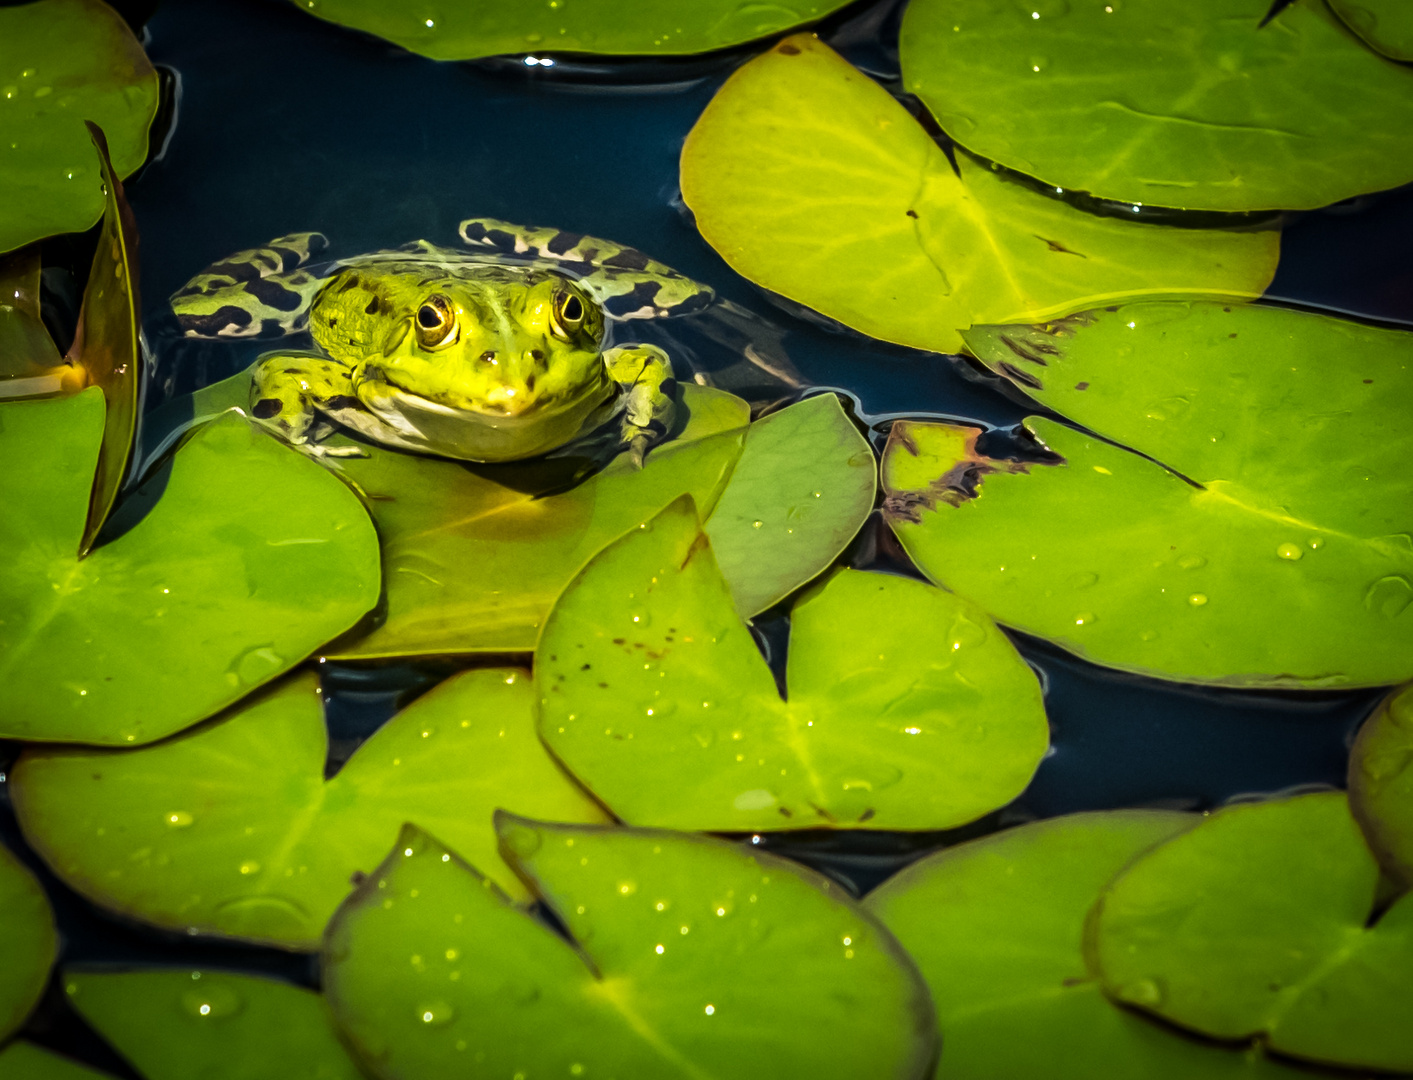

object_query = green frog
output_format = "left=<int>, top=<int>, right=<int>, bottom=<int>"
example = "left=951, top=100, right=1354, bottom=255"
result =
left=169, top=219, right=715, bottom=464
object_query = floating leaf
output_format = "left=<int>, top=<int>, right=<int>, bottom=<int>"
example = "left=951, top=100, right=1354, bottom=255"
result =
left=0, top=392, right=380, bottom=744
left=12, top=668, right=606, bottom=948
left=680, top=35, right=1278, bottom=356
left=1094, top=792, right=1413, bottom=1072
left=867, top=811, right=1310, bottom=1078
left=1329, top=0, right=1413, bottom=61
left=290, top=0, right=856, bottom=61
left=70, top=122, right=141, bottom=557
left=0, top=245, right=65, bottom=392
left=900, top=0, right=1413, bottom=212
left=1350, top=683, right=1413, bottom=886
left=324, top=820, right=936, bottom=1080
left=537, top=497, right=1048, bottom=830
left=880, top=301, right=1413, bottom=687
left=65, top=969, right=363, bottom=1080
left=0, top=844, right=57, bottom=1042
left=324, top=384, right=749, bottom=658
left=0, top=0, right=159, bottom=253
left=701, top=393, right=875, bottom=615
left=0, top=1043, right=112, bottom=1080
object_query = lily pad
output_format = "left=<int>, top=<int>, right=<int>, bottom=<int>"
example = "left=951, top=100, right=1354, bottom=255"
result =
left=291, top=0, right=856, bottom=61
left=12, top=667, right=607, bottom=948
left=537, top=497, right=1049, bottom=831
left=900, top=0, right=1413, bottom=212
left=1093, top=791, right=1413, bottom=1072
left=69, top=122, right=141, bottom=556
left=867, top=811, right=1310, bottom=1078
left=323, top=819, right=937, bottom=1080
left=65, top=969, right=363, bottom=1080
left=0, top=391, right=380, bottom=744
left=680, top=34, right=1279, bottom=356
left=700, top=393, right=876, bottom=615
left=1349, top=683, right=1413, bottom=886
left=0, top=246, right=65, bottom=391
left=0, top=843, right=57, bottom=1042
left=0, top=0, right=159, bottom=253
left=0, top=1043, right=112, bottom=1080
left=1330, top=0, right=1413, bottom=61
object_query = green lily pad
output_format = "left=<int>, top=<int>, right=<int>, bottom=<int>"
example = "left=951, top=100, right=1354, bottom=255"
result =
left=1330, top=0, right=1413, bottom=60
left=700, top=393, right=876, bottom=616
left=323, top=820, right=936, bottom=1079
left=537, top=497, right=1048, bottom=830
left=0, top=1043, right=113, bottom=1080
left=680, top=34, right=1279, bottom=356
left=1094, top=791, right=1413, bottom=1072
left=291, top=0, right=856, bottom=61
left=881, top=414, right=1413, bottom=688
left=900, top=0, right=1413, bottom=212
left=65, top=969, right=362, bottom=1080
left=0, top=246, right=64, bottom=391
left=867, top=811, right=1311, bottom=1078
left=0, top=391, right=380, bottom=744
left=1350, top=683, right=1413, bottom=887
left=318, top=384, right=748, bottom=658
left=0, top=0, right=159, bottom=254
left=12, top=667, right=607, bottom=948
left=69, top=122, right=141, bottom=557
left=0, top=843, right=57, bottom=1042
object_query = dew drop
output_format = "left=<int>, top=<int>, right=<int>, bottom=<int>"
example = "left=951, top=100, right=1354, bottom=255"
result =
left=1365, top=576, right=1413, bottom=620
left=947, top=613, right=988, bottom=651
left=418, top=1001, right=455, bottom=1027
left=1276, top=543, right=1303, bottom=561
left=1028, top=55, right=1049, bottom=72
left=1177, top=554, right=1206, bottom=570
left=238, top=860, right=261, bottom=875
left=181, top=983, right=243, bottom=1021
left=751, top=519, right=764, bottom=529
left=692, top=728, right=716, bottom=749
left=1118, top=978, right=1164, bottom=1006
left=230, top=646, right=284, bottom=685
left=165, top=811, right=194, bottom=828
left=1073, top=612, right=1095, bottom=627
left=733, top=788, right=776, bottom=810
left=1308, top=537, right=1325, bottom=550
left=1188, top=594, right=1208, bottom=607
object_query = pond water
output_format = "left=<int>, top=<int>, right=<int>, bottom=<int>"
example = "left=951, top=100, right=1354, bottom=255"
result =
left=4, top=0, right=1413, bottom=1071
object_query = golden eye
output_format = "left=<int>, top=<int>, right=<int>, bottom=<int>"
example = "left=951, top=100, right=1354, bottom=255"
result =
left=550, top=287, right=589, bottom=340
left=414, top=295, right=458, bottom=349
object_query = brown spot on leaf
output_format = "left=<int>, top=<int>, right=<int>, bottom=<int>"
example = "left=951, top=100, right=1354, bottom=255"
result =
left=1034, top=235, right=1087, bottom=257
left=778, top=42, right=800, bottom=54
left=906, top=209, right=918, bottom=219
left=1075, top=381, right=1089, bottom=390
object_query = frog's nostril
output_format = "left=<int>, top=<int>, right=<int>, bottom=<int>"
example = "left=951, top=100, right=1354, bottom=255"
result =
left=529, top=349, right=545, bottom=363
left=525, top=374, right=536, bottom=393
left=480, top=350, right=497, bottom=364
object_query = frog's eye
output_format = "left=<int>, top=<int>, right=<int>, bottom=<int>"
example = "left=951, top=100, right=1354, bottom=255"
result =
left=414, top=295, right=458, bottom=349
left=550, top=288, right=589, bottom=340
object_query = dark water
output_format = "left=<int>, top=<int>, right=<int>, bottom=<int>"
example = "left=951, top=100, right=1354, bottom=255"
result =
left=5, top=0, right=1412, bottom=1069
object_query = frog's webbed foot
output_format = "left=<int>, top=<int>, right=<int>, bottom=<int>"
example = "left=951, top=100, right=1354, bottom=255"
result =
left=605, top=345, right=676, bottom=469
left=458, top=217, right=714, bottom=321
left=172, top=232, right=328, bottom=340
left=248, top=351, right=365, bottom=458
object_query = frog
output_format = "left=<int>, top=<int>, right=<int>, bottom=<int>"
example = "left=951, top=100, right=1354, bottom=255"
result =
left=169, top=218, right=715, bottom=465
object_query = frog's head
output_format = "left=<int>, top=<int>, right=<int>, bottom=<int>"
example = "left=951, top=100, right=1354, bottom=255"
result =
left=313, top=266, right=614, bottom=461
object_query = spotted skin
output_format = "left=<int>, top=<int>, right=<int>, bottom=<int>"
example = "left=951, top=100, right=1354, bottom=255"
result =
left=170, top=223, right=705, bottom=464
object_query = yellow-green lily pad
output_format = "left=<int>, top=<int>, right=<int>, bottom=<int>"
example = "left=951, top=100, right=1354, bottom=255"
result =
left=290, top=0, right=856, bottom=61
left=0, top=391, right=380, bottom=745
left=1330, top=0, right=1413, bottom=60
left=1094, top=792, right=1413, bottom=1073
left=880, top=301, right=1413, bottom=688
left=0, top=0, right=159, bottom=253
left=0, top=1043, right=112, bottom=1080
left=0, top=843, right=57, bottom=1042
left=323, top=820, right=937, bottom=1079
left=537, top=497, right=1049, bottom=831
left=900, top=0, right=1413, bottom=212
left=680, top=34, right=1279, bottom=356
left=11, top=667, right=607, bottom=949
left=0, top=246, right=64, bottom=391
left=64, top=969, right=363, bottom=1080
left=1350, top=683, right=1413, bottom=887
left=867, top=811, right=1311, bottom=1079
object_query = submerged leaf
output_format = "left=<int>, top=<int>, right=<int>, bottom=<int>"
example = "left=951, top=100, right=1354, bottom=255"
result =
left=0, top=843, right=57, bottom=1042
left=324, top=821, right=936, bottom=1080
left=1329, top=0, right=1413, bottom=60
left=0, top=0, right=159, bottom=253
left=290, top=0, right=856, bottom=61
left=70, top=122, right=141, bottom=557
left=1093, top=792, right=1413, bottom=1072
left=537, top=497, right=1048, bottom=831
left=867, top=812, right=1311, bottom=1078
left=12, top=668, right=606, bottom=948
left=0, top=392, right=380, bottom=744
left=1349, top=683, right=1413, bottom=887
left=680, top=35, right=1278, bottom=355
left=900, top=0, right=1413, bottom=211
left=65, top=969, right=363, bottom=1080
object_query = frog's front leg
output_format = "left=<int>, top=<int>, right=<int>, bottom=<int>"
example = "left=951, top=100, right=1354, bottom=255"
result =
left=248, top=352, right=366, bottom=457
left=605, top=345, right=676, bottom=468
